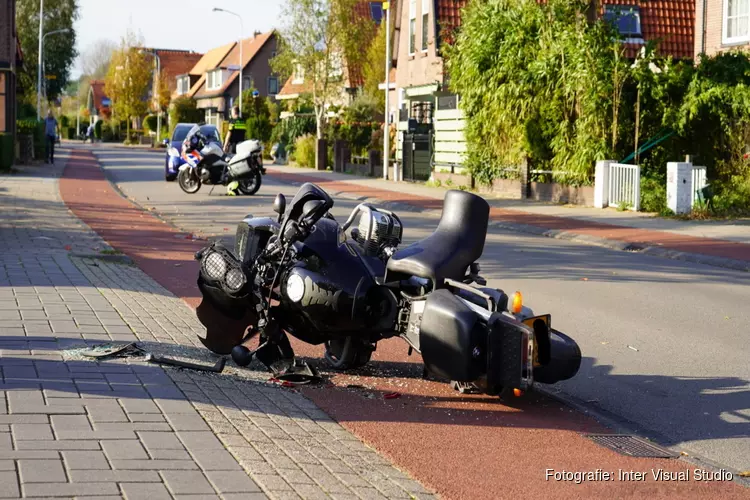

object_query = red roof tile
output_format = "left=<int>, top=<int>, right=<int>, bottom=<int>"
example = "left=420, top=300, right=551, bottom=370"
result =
left=437, top=0, right=695, bottom=59
left=89, top=80, right=110, bottom=112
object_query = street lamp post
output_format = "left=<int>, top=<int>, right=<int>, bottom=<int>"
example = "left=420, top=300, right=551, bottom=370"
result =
left=213, top=7, right=244, bottom=118
left=37, top=0, right=44, bottom=119
left=383, top=1, right=392, bottom=180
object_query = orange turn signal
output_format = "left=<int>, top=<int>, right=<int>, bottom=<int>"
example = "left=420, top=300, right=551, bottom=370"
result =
left=511, top=291, right=523, bottom=314
left=513, top=388, right=524, bottom=397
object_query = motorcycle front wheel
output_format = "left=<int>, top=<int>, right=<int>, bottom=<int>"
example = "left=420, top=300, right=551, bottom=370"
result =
left=324, top=338, right=374, bottom=370
left=178, top=169, right=201, bottom=194
left=237, top=170, right=262, bottom=195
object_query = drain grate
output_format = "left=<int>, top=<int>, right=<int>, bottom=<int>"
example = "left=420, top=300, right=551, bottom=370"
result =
left=585, top=434, right=679, bottom=458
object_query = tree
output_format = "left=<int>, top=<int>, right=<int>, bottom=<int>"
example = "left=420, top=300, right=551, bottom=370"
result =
left=79, top=39, right=116, bottom=79
left=15, top=0, right=79, bottom=104
left=273, top=0, right=373, bottom=139
left=104, top=30, right=151, bottom=142
left=362, top=17, right=388, bottom=109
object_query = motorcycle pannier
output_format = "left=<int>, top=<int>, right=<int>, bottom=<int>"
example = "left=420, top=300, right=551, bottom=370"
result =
left=228, top=159, right=253, bottom=179
left=419, top=289, right=485, bottom=382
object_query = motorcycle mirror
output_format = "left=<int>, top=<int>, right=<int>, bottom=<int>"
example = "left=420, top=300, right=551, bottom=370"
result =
left=162, top=138, right=169, bottom=146
left=273, top=194, right=286, bottom=222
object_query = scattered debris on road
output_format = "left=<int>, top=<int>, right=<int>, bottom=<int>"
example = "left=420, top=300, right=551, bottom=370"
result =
left=628, top=345, right=639, bottom=352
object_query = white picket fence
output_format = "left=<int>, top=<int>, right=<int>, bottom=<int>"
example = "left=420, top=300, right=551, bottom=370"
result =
left=609, top=163, right=641, bottom=211
left=692, top=165, right=708, bottom=207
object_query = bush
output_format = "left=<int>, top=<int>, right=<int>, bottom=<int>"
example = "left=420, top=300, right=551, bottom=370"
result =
left=18, top=119, right=45, bottom=159
left=60, top=115, right=70, bottom=128
left=169, top=97, right=203, bottom=131
left=66, top=127, right=76, bottom=139
left=0, top=133, right=12, bottom=170
left=640, top=176, right=668, bottom=214
left=246, top=116, right=272, bottom=143
left=95, top=120, right=103, bottom=139
left=271, top=116, right=316, bottom=149
left=144, top=115, right=159, bottom=133
left=294, top=134, right=316, bottom=168
left=101, top=121, right=114, bottom=142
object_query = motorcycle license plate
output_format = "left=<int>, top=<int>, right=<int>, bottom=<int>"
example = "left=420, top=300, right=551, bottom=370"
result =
left=523, top=314, right=551, bottom=367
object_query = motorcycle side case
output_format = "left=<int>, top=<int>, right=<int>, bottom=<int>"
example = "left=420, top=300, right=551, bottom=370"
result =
left=419, top=289, right=485, bottom=382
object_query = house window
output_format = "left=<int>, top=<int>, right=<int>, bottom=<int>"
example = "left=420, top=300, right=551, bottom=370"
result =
left=409, top=0, right=417, bottom=54
left=725, top=0, right=750, bottom=43
left=206, top=70, right=223, bottom=91
left=176, top=76, right=190, bottom=95
left=268, top=77, right=279, bottom=95
left=242, top=76, right=252, bottom=91
left=421, top=0, right=429, bottom=51
left=603, top=5, right=642, bottom=38
left=292, top=64, right=305, bottom=84
left=205, top=108, right=221, bottom=127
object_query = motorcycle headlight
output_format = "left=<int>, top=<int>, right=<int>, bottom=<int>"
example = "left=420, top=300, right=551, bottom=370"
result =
left=203, top=252, right=227, bottom=280
left=285, top=273, right=305, bottom=302
left=225, top=268, right=246, bottom=291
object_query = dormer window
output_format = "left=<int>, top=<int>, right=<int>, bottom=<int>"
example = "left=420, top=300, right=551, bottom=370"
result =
left=206, top=70, right=223, bottom=91
left=176, top=75, right=190, bottom=95
left=603, top=5, right=642, bottom=38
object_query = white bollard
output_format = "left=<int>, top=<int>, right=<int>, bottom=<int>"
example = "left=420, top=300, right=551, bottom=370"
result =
left=667, top=162, right=693, bottom=214
left=594, top=160, right=613, bottom=208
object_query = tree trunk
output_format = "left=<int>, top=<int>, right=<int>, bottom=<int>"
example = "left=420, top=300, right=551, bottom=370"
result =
left=127, top=115, right=131, bottom=145
left=315, top=106, right=324, bottom=140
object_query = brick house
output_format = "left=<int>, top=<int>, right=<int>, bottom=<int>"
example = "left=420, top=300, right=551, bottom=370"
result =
left=143, top=48, right=202, bottom=114
left=1, top=0, right=22, bottom=147
left=86, top=80, right=111, bottom=124
left=390, top=0, right=696, bottom=177
left=695, top=0, right=750, bottom=56
left=180, top=32, right=278, bottom=128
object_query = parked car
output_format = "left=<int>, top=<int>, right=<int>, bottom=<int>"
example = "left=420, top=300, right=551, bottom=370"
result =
left=164, top=123, right=221, bottom=181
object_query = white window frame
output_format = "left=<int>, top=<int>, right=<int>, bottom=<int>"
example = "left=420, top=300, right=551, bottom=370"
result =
left=292, top=64, right=305, bottom=84
left=421, top=0, right=430, bottom=52
left=206, top=70, right=223, bottom=91
left=408, top=0, right=417, bottom=55
left=724, top=0, right=750, bottom=44
left=176, top=76, right=189, bottom=95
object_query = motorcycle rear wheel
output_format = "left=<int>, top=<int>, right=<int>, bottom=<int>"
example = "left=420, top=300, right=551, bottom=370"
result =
left=237, top=170, right=262, bottom=195
left=178, top=169, right=201, bottom=194
left=324, top=338, right=373, bottom=370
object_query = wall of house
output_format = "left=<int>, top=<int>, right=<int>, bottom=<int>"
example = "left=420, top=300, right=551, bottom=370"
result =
left=394, top=0, right=444, bottom=96
left=225, top=36, right=279, bottom=100
left=696, top=0, right=750, bottom=56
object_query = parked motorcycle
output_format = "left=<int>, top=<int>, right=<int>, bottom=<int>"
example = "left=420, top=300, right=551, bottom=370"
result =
left=177, top=124, right=265, bottom=195
left=192, top=183, right=581, bottom=396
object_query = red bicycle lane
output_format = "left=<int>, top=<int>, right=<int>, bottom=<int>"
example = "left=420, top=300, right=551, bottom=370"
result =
left=59, top=149, right=749, bottom=500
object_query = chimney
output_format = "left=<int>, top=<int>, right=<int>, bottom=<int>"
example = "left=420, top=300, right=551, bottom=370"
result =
left=253, top=30, right=261, bottom=38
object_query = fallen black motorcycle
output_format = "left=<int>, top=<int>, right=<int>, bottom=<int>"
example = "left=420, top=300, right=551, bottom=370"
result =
left=193, top=183, right=581, bottom=395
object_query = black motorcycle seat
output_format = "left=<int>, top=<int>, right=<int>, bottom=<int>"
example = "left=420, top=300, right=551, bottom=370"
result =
left=385, top=190, right=489, bottom=286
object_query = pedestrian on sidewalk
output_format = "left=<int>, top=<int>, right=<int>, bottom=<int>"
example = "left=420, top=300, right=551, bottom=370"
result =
left=84, top=122, right=95, bottom=143
left=44, top=110, right=60, bottom=164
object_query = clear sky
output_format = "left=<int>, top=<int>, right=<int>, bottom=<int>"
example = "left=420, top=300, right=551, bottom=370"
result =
left=71, top=0, right=283, bottom=78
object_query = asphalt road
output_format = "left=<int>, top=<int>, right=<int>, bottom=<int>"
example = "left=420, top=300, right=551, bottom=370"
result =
left=87, top=144, right=750, bottom=474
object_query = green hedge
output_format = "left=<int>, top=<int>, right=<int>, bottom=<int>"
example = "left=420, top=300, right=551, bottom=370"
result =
left=18, top=119, right=45, bottom=159
left=95, top=120, right=103, bottom=139
left=0, top=133, right=13, bottom=170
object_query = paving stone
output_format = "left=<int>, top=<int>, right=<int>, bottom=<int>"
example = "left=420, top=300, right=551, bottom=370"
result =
left=191, top=448, right=243, bottom=472
left=101, top=439, right=148, bottom=460
left=16, top=440, right=100, bottom=451
left=178, top=431, right=224, bottom=450
left=253, top=473, right=294, bottom=492
left=0, top=460, right=15, bottom=471
left=120, top=483, right=173, bottom=500
left=62, top=450, right=110, bottom=470
left=19, top=459, right=67, bottom=483
left=0, top=471, right=19, bottom=498
left=12, top=423, right=54, bottom=441
left=149, top=448, right=193, bottom=460
left=221, top=494, right=268, bottom=500
left=111, top=459, right=199, bottom=470
left=69, top=469, right=162, bottom=483
left=204, top=470, right=262, bottom=494
left=138, top=431, right=184, bottom=450
left=161, top=470, right=216, bottom=495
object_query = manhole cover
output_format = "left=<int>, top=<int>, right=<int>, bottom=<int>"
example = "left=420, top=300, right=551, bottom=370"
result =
left=585, top=434, right=679, bottom=458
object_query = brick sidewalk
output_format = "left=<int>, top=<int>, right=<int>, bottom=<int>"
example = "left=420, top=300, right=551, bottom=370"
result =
left=0, top=159, right=434, bottom=499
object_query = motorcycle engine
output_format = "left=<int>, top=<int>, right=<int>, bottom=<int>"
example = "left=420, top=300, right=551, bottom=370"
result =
left=199, top=167, right=211, bottom=183
left=352, top=208, right=402, bottom=258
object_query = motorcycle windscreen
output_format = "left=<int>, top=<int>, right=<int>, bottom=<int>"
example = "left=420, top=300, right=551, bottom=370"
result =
left=195, top=279, right=256, bottom=355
